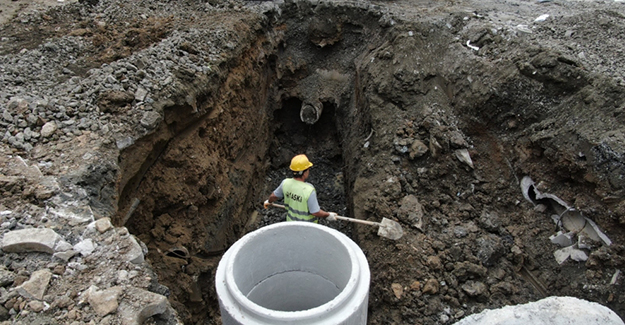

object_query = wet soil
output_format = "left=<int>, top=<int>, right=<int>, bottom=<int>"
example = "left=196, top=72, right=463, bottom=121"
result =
left=1, top=0, right=625, bottom=324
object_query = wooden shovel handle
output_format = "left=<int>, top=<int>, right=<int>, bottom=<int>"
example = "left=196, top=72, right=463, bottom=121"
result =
left=334, top=215, right=382, bottom=227
left=268, top=203, right=382, bottom=227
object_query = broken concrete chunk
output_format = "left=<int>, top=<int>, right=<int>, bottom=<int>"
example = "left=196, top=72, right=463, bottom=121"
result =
left=55, top=240, right=73, bottom=252
left=74, top=239, right=97, bottom=256
left=554, top=245, right=588, bottom=264
left=87, top=285, right=123, bottom=317
left=134, top=87, right=148, bottom=102
left=550, top=231, right=574, bottom=247
left=118, top=287, right=170, bottom=325
left=48, top=205, right=94, bottom=226
left=454, top=149, right=474, bottom=169
left=2, top=228, right=61, bottom=254
left=554, top=246, right=572, bottom=264
left=53, top=250, right=78, bottom=262
left=16, top=269, right=52, bottom=300
left=570, top=248, right=588, bottom=262
left=122, top=236, right=145, bottom=264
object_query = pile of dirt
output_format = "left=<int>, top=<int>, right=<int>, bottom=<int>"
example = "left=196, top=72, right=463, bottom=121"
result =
left=0, top=0, right=624, bottom=324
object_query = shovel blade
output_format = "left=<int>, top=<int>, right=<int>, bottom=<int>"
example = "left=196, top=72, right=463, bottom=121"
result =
left=378, top=218, right=403, bottom=240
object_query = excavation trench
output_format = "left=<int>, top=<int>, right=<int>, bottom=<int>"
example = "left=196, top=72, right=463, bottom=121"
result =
left=112, top=3, right=625, bottom=324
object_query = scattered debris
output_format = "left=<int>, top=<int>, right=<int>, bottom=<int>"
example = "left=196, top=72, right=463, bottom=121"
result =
left=534, top=14, right=550, bottom=22
left=515, top=24, right=533, bottom=33
left=521, top=176, right=612, bottom=265
left=391, top=283, right=403, bottom=299
left=455, top=149, right=475, bottom=169
left=554, top=245, right=589, bottom=264
left=521, top=176, right=612, bottom=246
left=466, top=40, right=480, bottom=51
left=611, top=270, right=621, bottom=285
left=550, top=231, right=574, bottom=247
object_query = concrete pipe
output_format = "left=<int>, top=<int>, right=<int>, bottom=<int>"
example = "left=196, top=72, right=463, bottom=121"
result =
left=215, top=221, right=370, bottom=325
left=300, top=100, right=323, bottom=125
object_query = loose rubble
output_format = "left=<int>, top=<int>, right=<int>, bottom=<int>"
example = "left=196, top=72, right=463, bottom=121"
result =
left=0, top=0, right=624, bottom=324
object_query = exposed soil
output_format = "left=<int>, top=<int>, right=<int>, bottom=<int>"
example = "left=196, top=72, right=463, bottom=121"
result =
left=0, top=0, right=624, bottom=324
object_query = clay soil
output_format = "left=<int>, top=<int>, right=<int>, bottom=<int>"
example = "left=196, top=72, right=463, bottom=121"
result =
left=1, top=0, right=625, bottom=324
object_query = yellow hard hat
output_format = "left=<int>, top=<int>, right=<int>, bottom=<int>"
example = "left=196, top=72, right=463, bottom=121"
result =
left=290, top=154, right=313, bottom=171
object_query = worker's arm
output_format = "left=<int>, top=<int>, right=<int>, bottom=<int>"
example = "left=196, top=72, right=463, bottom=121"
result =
left=264, top=182, right=285, bottom=209
left=309, top=191, right=337, bottom=220
left=264, top=192, right=280, bottom=209
left=312, top=210, right=330, bottom=218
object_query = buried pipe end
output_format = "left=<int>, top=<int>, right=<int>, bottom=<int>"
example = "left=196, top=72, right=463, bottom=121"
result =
left=300, top=100, right=323, bottom=125
left=215, top=221, right=370, bottom=325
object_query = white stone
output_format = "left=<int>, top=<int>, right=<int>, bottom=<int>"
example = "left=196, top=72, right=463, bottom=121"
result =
left=454, top=296, right=624, bottom=325
left=454, top=149, right=474, bottom=169
left=95, top=218, right=113, bottom=233
left=40, top=121, right=57, bottom=138
left=74, top=239, right=97, bottom=256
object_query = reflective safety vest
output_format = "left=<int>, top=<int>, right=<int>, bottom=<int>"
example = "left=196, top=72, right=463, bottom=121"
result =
left=283, top=178, right=318, bottom=223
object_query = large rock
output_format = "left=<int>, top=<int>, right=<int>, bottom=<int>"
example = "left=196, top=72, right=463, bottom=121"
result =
left=2, top=228, right=61, bottom=254
left=454, top=296, right=625, bottom=325
left=87, top=286, right=123, bottom=316
left=397, top=194, right=424, bottom=230
left=118, top=287, right=170, bottom=325
left=16, top=269, right=52, bottom=300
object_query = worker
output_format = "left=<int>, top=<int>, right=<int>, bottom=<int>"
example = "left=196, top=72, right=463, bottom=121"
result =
left=264, top=154, right=338, bottom=223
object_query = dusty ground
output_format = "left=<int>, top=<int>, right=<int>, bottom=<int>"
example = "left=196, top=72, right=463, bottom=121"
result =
left=0, top=0, right=625, bottom=324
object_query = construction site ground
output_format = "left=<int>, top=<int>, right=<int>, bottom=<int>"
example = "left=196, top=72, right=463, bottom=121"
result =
left=0, top=0, right=624, bottom=324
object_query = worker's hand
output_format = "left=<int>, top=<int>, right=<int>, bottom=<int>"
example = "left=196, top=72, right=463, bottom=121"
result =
left=263, top=200, right=270, bottom=209
left=327, top=212, right=338, bottom=221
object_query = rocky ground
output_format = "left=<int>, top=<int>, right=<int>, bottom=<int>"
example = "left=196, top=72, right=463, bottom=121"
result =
left=0, top=0, right=624, bottom=324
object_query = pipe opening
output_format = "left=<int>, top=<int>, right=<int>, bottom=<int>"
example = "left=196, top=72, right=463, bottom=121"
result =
left=216, top=222, right=370, bottom=324
left=231, top=224, right=352, bottom=311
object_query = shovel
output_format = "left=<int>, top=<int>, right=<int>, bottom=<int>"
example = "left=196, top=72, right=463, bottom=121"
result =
left=267, top=203, right=404, bottom=240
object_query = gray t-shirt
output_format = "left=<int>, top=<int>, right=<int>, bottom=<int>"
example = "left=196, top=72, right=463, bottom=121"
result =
left=273, top=179, right=321, bottom=214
